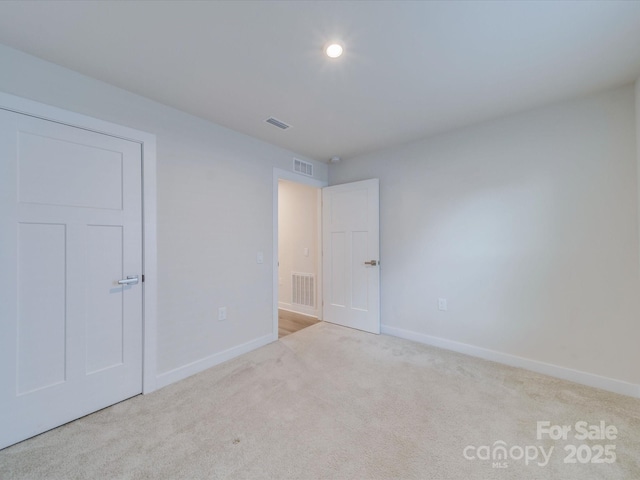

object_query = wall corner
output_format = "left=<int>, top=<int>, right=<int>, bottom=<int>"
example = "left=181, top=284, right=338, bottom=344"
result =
left=636, top=78, right=640, bottom=278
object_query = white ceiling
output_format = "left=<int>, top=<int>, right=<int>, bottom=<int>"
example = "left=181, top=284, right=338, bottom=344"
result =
left=1, top=1, right=640, bottom=162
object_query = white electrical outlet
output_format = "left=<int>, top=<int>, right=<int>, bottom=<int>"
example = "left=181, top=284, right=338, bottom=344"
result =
left=256, top=251, right=264, bottom=264
left=438, top=298, right=447, bottom=311
left=218, top=307, right=227, bottom=321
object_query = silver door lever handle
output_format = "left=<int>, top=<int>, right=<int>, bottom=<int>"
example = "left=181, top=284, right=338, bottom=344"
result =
left=118, top=275, right=139, bottom=285
left=364, top=260, right=378, bottom=266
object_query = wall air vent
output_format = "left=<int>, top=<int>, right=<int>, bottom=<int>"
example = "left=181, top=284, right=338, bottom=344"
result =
left=292, top=273, right=315, bottom=308
left=293, top=158, right=313, bottom=177
left=265, top=117, right=291, bottom=130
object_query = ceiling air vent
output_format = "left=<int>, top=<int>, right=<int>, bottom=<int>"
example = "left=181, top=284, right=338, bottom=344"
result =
left=293, top=158, right=313, bottom=177
left=265, top=117, right=291, bottom=130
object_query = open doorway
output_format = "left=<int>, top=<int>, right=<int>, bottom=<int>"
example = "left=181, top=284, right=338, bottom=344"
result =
left=277, top=179, right=322, bottom=338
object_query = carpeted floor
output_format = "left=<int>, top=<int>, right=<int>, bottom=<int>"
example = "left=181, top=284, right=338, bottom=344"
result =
left=1, top=322, right=639, bottom=479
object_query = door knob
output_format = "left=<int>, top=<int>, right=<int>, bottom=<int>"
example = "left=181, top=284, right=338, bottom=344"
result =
left=118, top=275, right=139, bottom=285
left=364, top=260, right=378, bottom=266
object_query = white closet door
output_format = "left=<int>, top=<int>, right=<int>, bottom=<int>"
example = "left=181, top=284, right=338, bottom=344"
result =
left=0, top=109, right=143, bottom=449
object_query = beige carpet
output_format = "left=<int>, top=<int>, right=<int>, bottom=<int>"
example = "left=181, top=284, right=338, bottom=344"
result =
left=1, top=322, right=639, bottom=479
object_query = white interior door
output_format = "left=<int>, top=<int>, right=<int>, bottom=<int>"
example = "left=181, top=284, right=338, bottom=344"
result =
left=0, top=109, right=143, bottom=449
left=322, top=179, right=380, bottom=334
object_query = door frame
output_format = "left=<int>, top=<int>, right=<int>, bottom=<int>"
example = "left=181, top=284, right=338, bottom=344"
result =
left=0, top=91, right=158, bottom=394
left=272, top=168, right=327, bottom=341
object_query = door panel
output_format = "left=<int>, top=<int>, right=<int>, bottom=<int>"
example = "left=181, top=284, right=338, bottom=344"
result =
left=17, top=223, right=67, bottom=394
left=86, top=225, right=125, bottom=374
left=351, top=231, right=369, bottom=311
left=330, top=231, right=347, bottom=307
left=18, top=130, right=124, bottom=210
left=0, top=109, right=143, bottom=449
left=322, top=179, right=380, bottom=334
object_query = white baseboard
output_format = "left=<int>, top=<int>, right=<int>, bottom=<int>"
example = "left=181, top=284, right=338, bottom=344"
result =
left=381, top=325, right=640, bottom=399
left=155, top=333, right=273, bottom=389
left=278, top=302, right=319, bottom=318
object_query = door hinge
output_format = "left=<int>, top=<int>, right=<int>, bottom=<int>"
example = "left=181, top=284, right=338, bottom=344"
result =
left=142, top=274, right=145, bottom=283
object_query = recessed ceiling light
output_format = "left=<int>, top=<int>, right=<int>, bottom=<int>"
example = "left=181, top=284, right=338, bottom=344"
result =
left=325, top=43, right=343, bottom=59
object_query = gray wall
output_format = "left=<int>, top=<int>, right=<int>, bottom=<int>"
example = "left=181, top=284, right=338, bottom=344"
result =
left=331, top=85, right=640, bottom=386
left=0, top=44, right=328, bottom=379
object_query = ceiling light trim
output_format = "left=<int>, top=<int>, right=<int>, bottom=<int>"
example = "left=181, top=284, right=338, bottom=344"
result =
left=325, top=43, right=344, bottom=59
